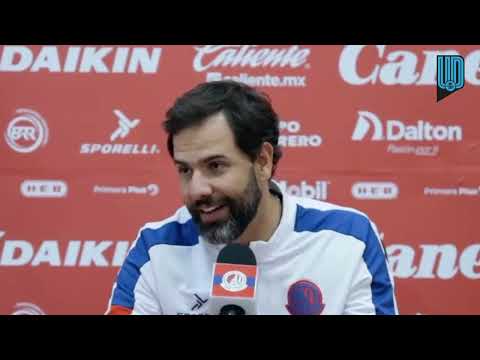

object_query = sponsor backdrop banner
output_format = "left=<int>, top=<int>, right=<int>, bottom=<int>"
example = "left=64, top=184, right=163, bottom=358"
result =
left=1, top=45, right=478, bottom=314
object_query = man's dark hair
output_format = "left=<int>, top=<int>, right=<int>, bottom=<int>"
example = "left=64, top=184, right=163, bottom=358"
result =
left=163, top=80, right=283, bottom=177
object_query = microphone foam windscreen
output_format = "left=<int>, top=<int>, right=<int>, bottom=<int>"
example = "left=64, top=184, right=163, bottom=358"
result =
left=217, top=243, right=256, bottom=265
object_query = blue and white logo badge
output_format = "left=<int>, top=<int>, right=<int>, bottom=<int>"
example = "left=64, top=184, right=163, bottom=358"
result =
left=437, top=55, right=464, bottom=102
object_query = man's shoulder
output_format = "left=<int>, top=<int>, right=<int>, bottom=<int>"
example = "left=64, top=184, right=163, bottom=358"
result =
left=291, top=195, right=371, bottom=220
left=140, top=206, right=192, bottom=231
left=288, top=195, right=376, bottom=239
left=134, top=206, right=199, bottom=248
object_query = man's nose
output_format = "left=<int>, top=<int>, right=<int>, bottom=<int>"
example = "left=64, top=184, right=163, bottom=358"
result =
left=187, top=170, right=213, bottom=202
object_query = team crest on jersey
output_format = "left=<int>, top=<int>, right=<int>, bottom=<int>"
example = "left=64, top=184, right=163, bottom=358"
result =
left=285, top=280, right=325, bottom=315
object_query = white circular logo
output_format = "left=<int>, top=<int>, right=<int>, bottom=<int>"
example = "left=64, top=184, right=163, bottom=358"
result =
left=4, top=109, right=49, bottom=153
left=221, top=270, right=248, bottom=292
left=11, top=302, right=46, bottom=315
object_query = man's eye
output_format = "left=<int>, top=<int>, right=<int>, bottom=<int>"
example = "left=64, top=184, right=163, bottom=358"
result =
left=178, top=167, right=191, bottom=175
left=209, top=162, right=224, bottom=171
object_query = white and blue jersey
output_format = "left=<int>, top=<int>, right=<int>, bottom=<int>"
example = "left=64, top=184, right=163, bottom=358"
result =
left=106, top=183, right=398, bottom=315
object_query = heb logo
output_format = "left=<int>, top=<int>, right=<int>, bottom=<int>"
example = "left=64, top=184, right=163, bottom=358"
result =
left=352, top=182, right=399, bottom=200
left=20, top=180, right=68, bottom=198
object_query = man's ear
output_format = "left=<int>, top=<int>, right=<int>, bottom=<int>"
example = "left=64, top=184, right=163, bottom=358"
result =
left=255, top=142, right=274, bottom=181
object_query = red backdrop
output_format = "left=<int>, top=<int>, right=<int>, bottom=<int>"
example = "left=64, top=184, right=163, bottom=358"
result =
left=1, top=45, right=478, bottom=314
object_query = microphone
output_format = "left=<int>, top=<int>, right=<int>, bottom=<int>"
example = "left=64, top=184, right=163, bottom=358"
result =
left=208, top=243, right=258, bottom=315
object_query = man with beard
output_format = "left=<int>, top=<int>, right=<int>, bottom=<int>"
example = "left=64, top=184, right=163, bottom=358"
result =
left=106, top=80, right=398, bottom=315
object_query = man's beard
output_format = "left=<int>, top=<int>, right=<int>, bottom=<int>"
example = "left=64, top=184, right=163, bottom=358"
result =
left=187, top=167, right=262, bottom=245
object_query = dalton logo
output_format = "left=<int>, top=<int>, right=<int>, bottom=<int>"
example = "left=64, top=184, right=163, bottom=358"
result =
left=20, top=180, right=68, bottom=198
left=351, top=111, right=462, bottom=142
left=352, top=111, right=383, bottom=141
left=437, top=55, right=464, bottom=102
left=352, top=182, right=399, bottom=200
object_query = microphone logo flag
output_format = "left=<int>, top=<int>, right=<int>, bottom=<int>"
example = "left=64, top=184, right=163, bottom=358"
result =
left=212, top=263, right=256, bottom=298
